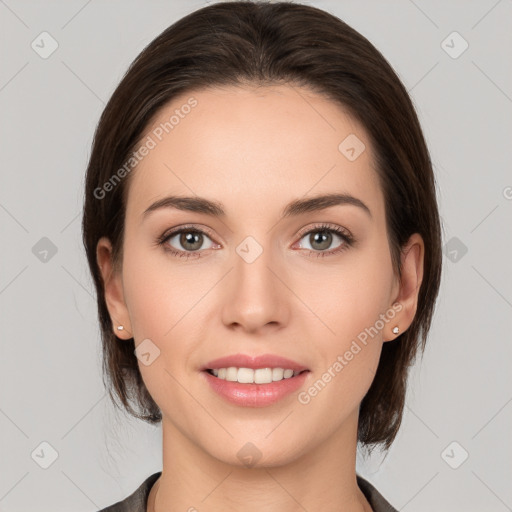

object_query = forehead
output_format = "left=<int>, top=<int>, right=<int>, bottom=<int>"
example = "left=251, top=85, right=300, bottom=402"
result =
left=125, top=84, right=384, bottom=222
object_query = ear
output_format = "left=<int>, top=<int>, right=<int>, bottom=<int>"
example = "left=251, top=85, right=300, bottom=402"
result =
left=385, top=233, right=424, bottom=342
left=96, top=236, right=133, bottom=339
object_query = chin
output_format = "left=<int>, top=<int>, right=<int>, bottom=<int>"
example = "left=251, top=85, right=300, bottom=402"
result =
left=202, top=436, right=308, bottom=470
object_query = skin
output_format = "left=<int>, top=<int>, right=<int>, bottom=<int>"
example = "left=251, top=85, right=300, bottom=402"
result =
left=97, top=84, right=424, bottom=512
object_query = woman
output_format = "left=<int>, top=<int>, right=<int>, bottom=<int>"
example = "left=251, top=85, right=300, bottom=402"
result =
left=82, top=2, right=442, bottom=510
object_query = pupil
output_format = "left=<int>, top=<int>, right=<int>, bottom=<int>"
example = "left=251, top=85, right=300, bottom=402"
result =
left=181, top=231, right=202, bottom=251
left=311, top=231, right=331, bottom=250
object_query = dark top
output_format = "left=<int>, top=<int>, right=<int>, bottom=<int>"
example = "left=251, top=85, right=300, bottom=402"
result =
left=98, top=471, right=398, bottom=511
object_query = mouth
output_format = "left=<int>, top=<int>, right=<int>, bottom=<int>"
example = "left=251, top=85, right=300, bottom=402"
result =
left=200, top=353, right=310, bottom=406
left=204, top=367, right=310, bottom=384
left=201, top=361, right=311, bottom=407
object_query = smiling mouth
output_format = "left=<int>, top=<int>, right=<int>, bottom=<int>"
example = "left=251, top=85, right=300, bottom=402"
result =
left=205, top=367, right=310, bottom=384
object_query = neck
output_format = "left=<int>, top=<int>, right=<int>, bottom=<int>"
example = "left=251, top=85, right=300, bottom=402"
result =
left=148, top=411, right=373, bottom=512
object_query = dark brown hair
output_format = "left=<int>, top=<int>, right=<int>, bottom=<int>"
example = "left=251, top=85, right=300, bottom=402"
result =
left=82, top=0, right=442, bottom=453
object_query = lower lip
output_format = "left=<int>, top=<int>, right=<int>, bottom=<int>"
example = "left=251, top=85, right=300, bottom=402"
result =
left=202, top=370, right=310, bottom=407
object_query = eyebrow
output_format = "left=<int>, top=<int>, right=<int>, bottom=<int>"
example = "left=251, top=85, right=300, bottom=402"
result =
left=142, top=192, right=372, bottom=220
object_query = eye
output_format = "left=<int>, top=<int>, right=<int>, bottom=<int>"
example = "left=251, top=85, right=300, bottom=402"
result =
left=156, top=222, right=354, bottom=260
left=295, top=223, right=354, bottom=257
left=157, top=225, right=218, bottom=259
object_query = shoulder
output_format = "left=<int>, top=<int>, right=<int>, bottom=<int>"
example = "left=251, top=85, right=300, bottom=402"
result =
left=97, top=472, right=161, bottom=512
left=356, top=474, right=398, bottom=512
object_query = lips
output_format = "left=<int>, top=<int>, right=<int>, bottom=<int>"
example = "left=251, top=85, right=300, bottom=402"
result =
left=202, top=367, right=310, bottom=407
left=201, top=353, right=309, bottom=372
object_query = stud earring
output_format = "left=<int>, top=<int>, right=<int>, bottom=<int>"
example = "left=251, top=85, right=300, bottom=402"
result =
left=392, top=326, right=399, bottom=335
left=117, top=325, right=124, bottom=331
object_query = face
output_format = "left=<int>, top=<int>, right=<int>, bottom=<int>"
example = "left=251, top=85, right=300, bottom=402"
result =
left=99, top=84, right=416, bottom=468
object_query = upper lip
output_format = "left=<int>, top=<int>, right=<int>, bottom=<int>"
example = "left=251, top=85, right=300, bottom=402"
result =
left=201, top=353, right=309, bottom=372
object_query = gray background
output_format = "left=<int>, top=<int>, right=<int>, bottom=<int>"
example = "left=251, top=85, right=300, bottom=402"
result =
left=1, top=0, right=511, bottom=511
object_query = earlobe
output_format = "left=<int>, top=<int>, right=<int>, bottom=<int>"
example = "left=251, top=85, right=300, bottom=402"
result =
left=386, top=233, right=425, bottom=342
left=96, top=237, right=133, bottom=339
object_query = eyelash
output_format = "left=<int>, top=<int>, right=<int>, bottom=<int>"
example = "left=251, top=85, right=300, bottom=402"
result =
left=156, top=223, right=355, bottom=260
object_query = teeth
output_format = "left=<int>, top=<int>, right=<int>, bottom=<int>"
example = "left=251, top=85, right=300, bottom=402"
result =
left=209, top=367, right=301, bottom=384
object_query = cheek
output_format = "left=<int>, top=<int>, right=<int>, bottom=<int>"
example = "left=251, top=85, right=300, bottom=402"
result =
left=318, top=250, right=393, bottom=339
left=121, top=239, right=202, bottom=338
left=310, top=247, right=393, bottom=391
left=121, top=246, right=196, bottom=413
left=121, top=242, right=207, bottom=378
left=305, top=306, right=384, bottom=418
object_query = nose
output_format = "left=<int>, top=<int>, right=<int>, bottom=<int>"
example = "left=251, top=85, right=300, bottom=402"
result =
left=220, top=238, right=290, bottom=334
